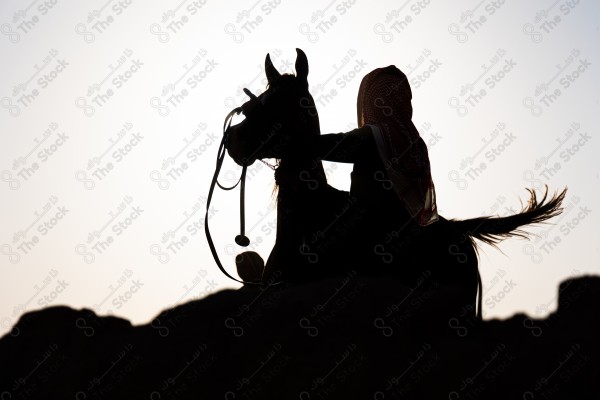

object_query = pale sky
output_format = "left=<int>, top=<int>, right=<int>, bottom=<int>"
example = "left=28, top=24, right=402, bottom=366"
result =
left=1, top=0, right=599, bottom=335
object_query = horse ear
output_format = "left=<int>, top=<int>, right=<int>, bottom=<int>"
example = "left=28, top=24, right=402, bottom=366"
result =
left=295, top=48, right=309, bottom=83
left=265, top=53, right=281, bottom=85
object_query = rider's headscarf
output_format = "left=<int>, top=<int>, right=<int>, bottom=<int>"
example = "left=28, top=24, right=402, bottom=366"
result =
left=357, top=65, right=438, bottom=226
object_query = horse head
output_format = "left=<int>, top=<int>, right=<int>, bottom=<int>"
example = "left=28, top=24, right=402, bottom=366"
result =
left=226, top=49, right=323, bottom=181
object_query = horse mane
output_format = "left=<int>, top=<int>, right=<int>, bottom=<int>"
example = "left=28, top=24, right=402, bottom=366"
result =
left=265, top=72, right=296, bottom=88
left=264, top=73, right=324, bottom=196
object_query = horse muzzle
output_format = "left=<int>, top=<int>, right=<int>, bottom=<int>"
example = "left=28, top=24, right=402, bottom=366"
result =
left=225, top=119, right=256, bottom=167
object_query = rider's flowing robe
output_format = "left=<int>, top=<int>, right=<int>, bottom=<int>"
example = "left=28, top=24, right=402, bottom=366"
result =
left=356, top=65, right=438, bottom=226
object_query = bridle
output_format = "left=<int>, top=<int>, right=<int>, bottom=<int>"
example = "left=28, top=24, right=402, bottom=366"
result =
left=204, top=88, right=283, bottom=287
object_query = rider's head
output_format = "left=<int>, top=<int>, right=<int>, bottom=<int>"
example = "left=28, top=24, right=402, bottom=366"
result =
left=356, top=66, right=412, bottom=128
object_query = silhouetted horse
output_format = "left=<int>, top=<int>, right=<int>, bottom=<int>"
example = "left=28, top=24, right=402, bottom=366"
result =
left=226, top=49, right=566, bottom=320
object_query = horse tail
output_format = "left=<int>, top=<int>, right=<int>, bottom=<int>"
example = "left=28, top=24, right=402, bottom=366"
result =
left=452, top=186, right=567, bottom=249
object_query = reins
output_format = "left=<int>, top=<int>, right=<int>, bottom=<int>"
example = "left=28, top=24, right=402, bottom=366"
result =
left=204, top=106, right=282, bottom=287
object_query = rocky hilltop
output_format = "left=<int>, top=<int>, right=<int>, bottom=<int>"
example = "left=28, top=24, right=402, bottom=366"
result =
left=1, top=274, right=599, bottom=399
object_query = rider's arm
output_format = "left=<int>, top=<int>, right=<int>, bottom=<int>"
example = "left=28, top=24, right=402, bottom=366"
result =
left=290, top=125, right=376, bottom=163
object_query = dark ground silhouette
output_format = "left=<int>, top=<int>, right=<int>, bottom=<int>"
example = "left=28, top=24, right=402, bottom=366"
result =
left=1, top=274, right=599, bottom=399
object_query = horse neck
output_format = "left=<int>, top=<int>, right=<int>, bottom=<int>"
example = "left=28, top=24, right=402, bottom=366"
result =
left=272, top=156, right=325, bottom=243
left=275, top=157, right=326, bottom=194
left=270, top=115, right=325, bottom=243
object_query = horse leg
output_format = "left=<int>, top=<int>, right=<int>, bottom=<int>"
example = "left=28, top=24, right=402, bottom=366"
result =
left=367, top=215, right=480, bottom=323
left=417, top=217, right=481, bottom=322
